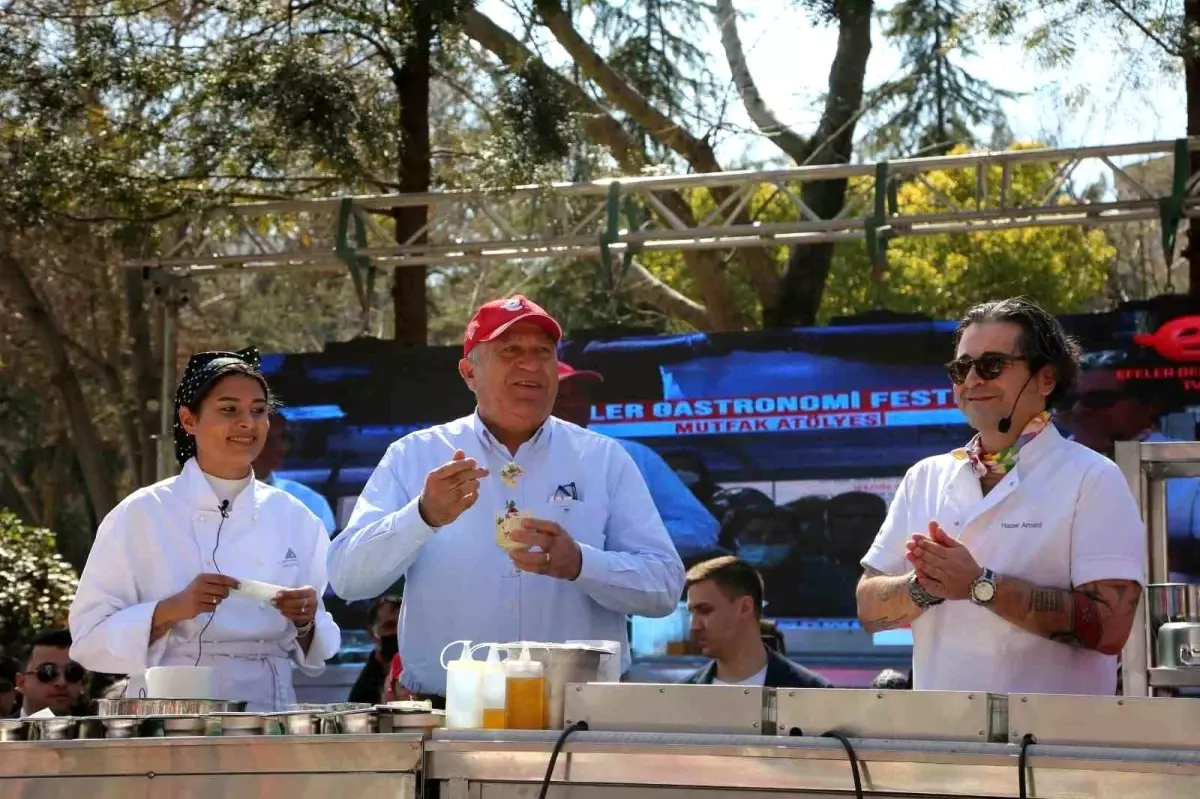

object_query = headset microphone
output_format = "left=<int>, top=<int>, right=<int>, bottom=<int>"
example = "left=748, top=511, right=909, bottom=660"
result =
left=997, top=377, right=1035, bottom=435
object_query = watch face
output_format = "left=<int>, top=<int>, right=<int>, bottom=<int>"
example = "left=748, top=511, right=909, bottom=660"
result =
left=972, top=580, right=996, bottom=603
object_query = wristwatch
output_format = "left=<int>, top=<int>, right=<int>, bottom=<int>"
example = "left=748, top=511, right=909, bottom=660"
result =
left=908, top=573, right=944, bottom=608
left=970, top=568, right=998, bottom=606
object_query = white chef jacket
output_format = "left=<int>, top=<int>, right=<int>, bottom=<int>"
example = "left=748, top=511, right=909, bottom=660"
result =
left=69, top=458, right=342, bottom=712
left=862, top=425, right=1145, bottom=695
left=327, top=412, right=685, bottom=696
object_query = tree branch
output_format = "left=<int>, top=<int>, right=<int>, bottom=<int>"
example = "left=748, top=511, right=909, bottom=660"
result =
left=532, top=0, right=723, bottom=172
left=713, top=0, right=809, bottom=163
left=625, top=259, right=712, bottom=331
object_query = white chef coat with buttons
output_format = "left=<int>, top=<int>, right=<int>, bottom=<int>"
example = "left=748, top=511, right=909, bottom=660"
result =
left=327, top=412, right=685, bottom=696
left=862, top=424, right=1145, bottom=695
left=69, top=458, right=342, bottom=712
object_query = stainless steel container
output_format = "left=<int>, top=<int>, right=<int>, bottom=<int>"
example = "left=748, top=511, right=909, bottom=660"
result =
left=30, top=717, right=76, bottom=741
left=268, top=711, right=322, bottom=735
left=96, top=698, right=246, bottom=717
left=1148, top=583, right=1200, bottom=628
left=101, top=716, right=140, bottom=739
left=501, top=642, right=610, bottom=729
left=76, top=718, right=105, bottom=740
left=206, top=712, right=265, bottom=736
left=1156, top=621, right=1200, bottom=668
left=320, top=709, right=378, bottom=735
left=0, top=718, right=27, bottom=742
left=156, top=714, right=207, bottom=737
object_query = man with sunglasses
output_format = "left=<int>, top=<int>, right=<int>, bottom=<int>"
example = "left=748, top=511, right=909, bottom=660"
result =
left=15, top=630, right=86, bottom=717
left=856, top=298, right=1145, bottom=695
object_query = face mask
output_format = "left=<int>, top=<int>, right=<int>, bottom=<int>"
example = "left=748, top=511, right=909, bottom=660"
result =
left=739, top=543, right=790, bottom=568
left=379, top=634, right=398, bottom=661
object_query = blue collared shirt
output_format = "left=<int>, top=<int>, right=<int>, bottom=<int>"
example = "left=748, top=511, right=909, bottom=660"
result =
left=327, top=413, right=685, bottom=695
left=614, top=438, right=719, bottom=557
left=269, top=475, right=337, bottom=536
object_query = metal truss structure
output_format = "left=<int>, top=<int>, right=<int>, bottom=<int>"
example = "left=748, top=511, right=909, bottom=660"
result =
left=134, top=137, right=1200, bottom=479
left=126, top=137, right=1200, bottom=281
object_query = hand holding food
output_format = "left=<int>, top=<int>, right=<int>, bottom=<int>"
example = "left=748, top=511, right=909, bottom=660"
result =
left=508, top=518, right=584, bottom=581
left=162, top=573, right=240, bottom=622
left=272, top=585, right=319, bottom=627
left=419, top=449, right=489, bottom=527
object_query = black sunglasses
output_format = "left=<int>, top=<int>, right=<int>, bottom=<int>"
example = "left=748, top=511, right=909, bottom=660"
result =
left=945, top=353, right=1026, bottom=385
left=25, top=662, right=85, bottom=684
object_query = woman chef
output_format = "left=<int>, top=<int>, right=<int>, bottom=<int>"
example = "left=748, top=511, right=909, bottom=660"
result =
left=69, top=348, right=341, bottom=711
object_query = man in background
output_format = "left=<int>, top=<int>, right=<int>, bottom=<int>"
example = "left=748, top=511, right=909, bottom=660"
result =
left=348, top=595, right=401, bottom=705
left=15, top=630, right=86, bottom=717
left=554, top=361, right=720, bottom=559
left=1061, top=364, right=1200, bottom=582
left=681, top=556, right=829, bottom=687
left=253, top=413, right=338, bottom=535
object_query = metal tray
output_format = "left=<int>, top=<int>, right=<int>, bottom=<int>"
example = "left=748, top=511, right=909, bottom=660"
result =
left=1009, top=693, right=1200, bottom=750
left=96, top=698, right=247, bottom=717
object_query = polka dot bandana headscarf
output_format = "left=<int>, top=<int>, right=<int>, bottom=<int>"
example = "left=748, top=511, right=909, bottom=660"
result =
left=173, top=347, right=263, bottom=467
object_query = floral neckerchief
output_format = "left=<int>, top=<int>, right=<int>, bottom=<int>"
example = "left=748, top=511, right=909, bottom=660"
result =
left=952, top=411, right=1053, bottom=478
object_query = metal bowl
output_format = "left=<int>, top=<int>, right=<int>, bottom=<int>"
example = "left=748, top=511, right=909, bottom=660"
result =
left=96, top=698, right=247, bottom=717
left=101, top=716, right=141, bottom=739
left=0, top=718, right=28, bottom=742
left=76, top=718, right=105, bottom=740
left=287, top=702, right=373, bottom=713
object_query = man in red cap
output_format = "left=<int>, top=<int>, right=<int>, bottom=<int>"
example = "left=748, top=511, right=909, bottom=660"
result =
left=554, top=362, right=720, bottom=560
left=328, top=296, right=685, bottom=705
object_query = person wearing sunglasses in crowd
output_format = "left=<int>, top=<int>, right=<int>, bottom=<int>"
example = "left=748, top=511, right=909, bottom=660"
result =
left=14, top=630, right=86, bottom=717
left=856, top=297, right=1145, bottom=695
left=0, top=655, right=17, bottom=717
left=69, top=349, right=341, bottom=712
left=1059, top=361, right=1200, bottom=583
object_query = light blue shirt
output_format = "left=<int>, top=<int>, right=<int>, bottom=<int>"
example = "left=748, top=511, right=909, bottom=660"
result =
left=327, top=413, right=685, bottom=695
left=615, top=438, right=719, bottom=557
left=269, top=475, right=337, bottom=536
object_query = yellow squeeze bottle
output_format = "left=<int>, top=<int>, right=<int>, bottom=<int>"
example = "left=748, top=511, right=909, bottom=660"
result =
left=503, top=645, right=546, bottom=730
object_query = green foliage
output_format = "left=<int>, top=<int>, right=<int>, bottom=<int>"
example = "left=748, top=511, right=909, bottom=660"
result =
left=0, top=510, right=79, bottom=653
left=867, top=0, right=1015, bottom=157
left=821, top=144, right=1114, bottom=320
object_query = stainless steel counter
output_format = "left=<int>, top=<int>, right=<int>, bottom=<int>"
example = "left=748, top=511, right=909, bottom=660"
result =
left=426, top=730, right=1200, bottom=799
left=0, top=734, right=423, bottom=799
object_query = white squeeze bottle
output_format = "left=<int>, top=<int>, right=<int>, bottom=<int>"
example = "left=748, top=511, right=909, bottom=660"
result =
left=441, top=640, right=484, bottom=729
left=479, top=645, right=507, bottom=729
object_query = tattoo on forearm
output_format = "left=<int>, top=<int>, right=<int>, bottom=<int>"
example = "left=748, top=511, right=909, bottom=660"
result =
left=865, top=616, right=904, bottom=631
left=1029, top=589, right=1064, bottom=613
left=879, top=578, right=904, bottom=601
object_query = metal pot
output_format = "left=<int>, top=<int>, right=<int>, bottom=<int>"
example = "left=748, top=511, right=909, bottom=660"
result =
left=155, top=715, right=207, bottom=737
left=501, top=642, right=611, bottom=729
left=1147, top=583, right=1200, bottom=628
left=1157, top=621, right=1200, bottom=668
left=0, top=719, right=27, bottom=742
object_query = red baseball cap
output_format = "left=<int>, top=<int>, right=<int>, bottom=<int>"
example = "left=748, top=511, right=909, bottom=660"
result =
left=463, top=295, right=563, bottom=357
left=558, top=362, right=603, bottom=383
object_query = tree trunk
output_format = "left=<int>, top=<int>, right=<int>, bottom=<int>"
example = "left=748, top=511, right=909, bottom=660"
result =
left=125, top=268, right=160, bottom=487
left=390, top=9, right=434, bottom=346
left=0, top=244, right=118, bottom=530
left=771, top=0, right=873, bottom=327
left=1183, top=0, right=1200, bottom=295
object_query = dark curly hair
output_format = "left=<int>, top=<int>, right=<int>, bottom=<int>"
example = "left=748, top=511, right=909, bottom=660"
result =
left=954, top=297, right=1082, bottom=410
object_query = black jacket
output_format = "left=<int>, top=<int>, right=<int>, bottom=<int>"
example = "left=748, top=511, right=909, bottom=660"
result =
left=680, top=646, right=831, bottom=689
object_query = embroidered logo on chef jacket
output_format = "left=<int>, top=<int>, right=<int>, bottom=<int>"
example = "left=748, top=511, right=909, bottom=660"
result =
left=282, top=548, right=298, bottom=565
